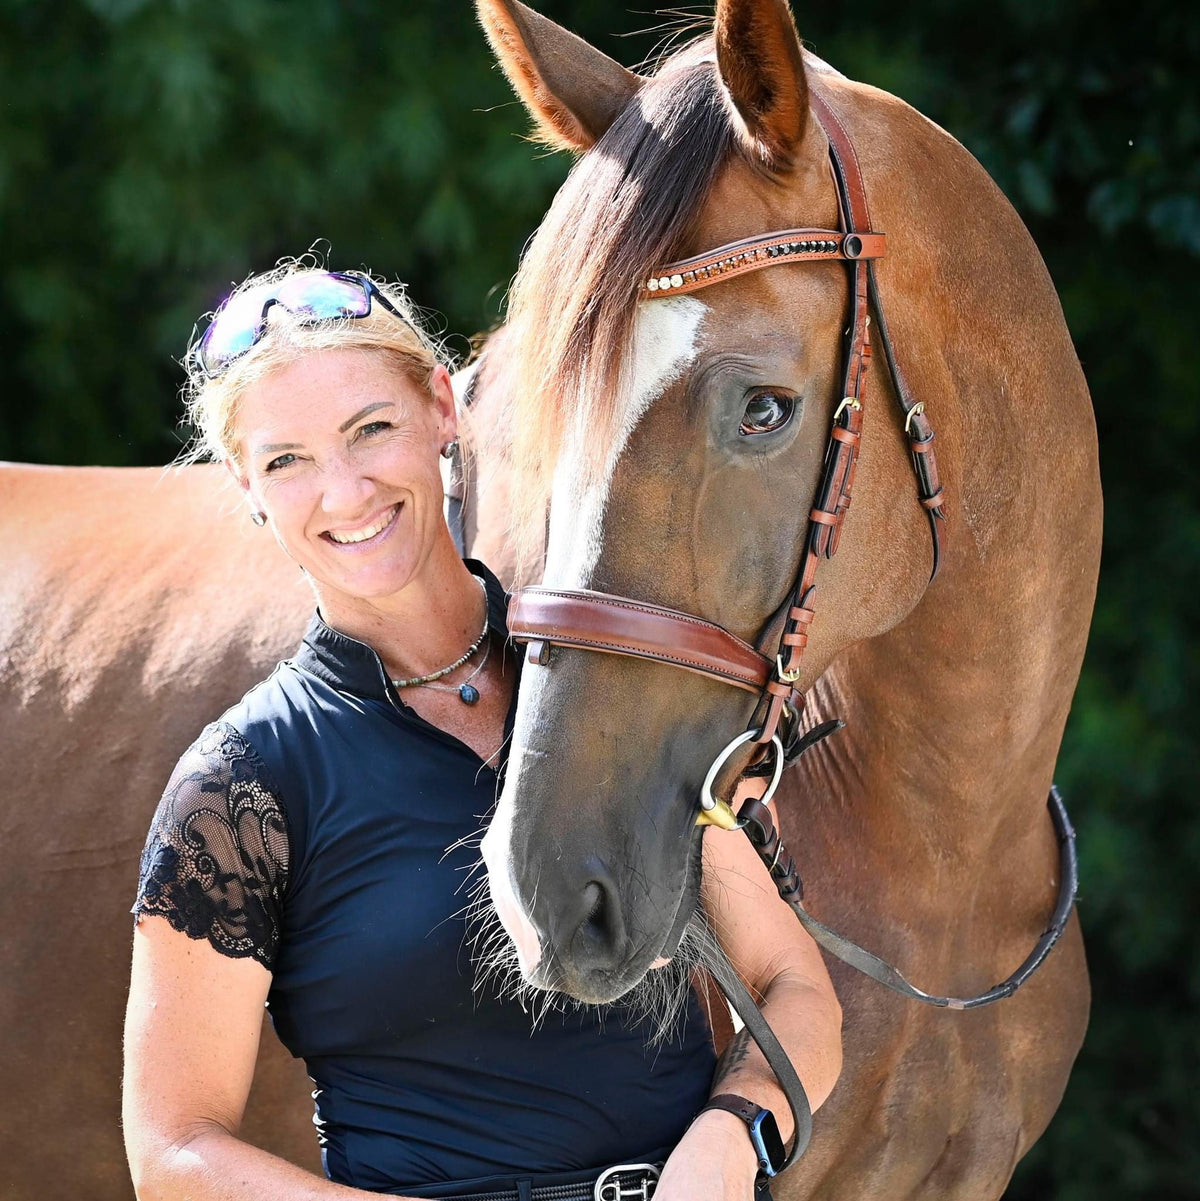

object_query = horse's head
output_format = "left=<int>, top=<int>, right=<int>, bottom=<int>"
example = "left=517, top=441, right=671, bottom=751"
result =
left=477, top=0, right=939, bottom=1003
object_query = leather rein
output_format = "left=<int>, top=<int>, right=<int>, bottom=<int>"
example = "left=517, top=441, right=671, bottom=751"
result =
left=506, top=92, right=1078, bottom=1169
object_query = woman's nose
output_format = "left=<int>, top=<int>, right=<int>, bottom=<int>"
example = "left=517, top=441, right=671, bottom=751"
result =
left=318, top=459, right=375, bottom=516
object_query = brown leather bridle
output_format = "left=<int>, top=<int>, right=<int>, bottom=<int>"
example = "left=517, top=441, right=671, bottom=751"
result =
left=508, top=92, right=946, bottom=789
left=502, top=90, right=1079, bottom=1171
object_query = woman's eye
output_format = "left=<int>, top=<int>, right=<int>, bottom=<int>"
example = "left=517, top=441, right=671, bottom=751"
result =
left=739, top=390, right=796, bottom=436
left=265, top=453, right=296, bottom=472
left=358, top=420, right=392, bottom=438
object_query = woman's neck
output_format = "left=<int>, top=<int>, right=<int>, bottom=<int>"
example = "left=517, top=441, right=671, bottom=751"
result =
left=313, top=535, right=487, bottom=682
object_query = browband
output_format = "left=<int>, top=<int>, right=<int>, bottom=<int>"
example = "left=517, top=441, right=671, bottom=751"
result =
left=643, top=229, right=886, bottom=297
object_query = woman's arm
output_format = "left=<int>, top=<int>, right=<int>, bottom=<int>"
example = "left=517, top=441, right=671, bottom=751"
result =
left=124, top=916, right=393, bottom=1200
left=700, top=806, right=843, bottom=1121
left=655, top=784, right=843, bottom=1200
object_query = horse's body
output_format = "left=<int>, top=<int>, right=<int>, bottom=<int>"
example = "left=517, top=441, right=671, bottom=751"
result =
left=0, top=464, right=322, bottom=1193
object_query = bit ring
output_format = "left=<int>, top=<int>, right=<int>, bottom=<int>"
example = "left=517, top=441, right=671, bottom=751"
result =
left=699, top=729, right=786, bottom=816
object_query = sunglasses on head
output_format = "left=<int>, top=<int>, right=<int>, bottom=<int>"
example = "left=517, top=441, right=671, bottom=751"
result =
left=194, top=271, right=408, bottom=379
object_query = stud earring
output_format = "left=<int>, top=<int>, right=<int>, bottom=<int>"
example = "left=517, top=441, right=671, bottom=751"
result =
left=441, top=439, right=459, bottom=460
left=250, top=510, right=267, bottom=526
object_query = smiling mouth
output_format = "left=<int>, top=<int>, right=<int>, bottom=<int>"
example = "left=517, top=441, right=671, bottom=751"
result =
left=322, top=502, right=401, bottom=547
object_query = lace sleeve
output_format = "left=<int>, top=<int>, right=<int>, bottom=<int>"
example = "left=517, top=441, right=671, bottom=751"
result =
left=132, top=722, right=290, bottom=970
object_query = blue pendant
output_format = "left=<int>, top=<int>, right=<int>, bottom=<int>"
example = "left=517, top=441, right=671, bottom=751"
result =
left=459, top=683, right=480, bottom=705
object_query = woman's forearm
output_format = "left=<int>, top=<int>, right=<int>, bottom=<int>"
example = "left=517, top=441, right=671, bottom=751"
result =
left=708, top=971, right=843, bottom=1142
left=128, top=1124, right=414, bottom=1201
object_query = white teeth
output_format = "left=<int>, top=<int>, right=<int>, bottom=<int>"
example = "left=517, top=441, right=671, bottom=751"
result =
left=327, top=505, right=397, bottom=545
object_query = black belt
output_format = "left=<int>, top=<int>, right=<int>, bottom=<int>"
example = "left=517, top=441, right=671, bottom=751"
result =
left=402, top=1160, right=774, bottom=1201
left=403, top=1161, right=662, bottom=1201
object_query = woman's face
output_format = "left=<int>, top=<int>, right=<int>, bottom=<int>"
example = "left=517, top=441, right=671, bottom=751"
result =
left=230, top=348, right=457, bottom=600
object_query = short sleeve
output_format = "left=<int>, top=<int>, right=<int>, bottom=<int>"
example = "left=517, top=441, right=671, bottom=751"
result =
left=132, top=721, right=290, bottom=970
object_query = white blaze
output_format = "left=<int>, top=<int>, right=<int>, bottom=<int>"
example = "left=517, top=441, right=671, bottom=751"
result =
left=482, top=297, right=707, bottom=973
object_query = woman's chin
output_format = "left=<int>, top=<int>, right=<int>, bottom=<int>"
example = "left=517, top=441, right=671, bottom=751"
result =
left=304, top=547, right=420, bottom=602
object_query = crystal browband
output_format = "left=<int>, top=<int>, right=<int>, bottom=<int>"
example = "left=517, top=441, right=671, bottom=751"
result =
left=643, top=229, right=886, bottom=297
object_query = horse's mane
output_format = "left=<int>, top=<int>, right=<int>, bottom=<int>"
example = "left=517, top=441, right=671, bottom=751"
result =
left=504, top=45, right=737, bottom=567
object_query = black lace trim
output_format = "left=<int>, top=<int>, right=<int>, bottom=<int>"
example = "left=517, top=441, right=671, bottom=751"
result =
left=133, top=722, right=290, bottom=969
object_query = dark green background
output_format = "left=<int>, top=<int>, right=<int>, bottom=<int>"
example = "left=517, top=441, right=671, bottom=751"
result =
left=1, top=2, right=1195, bottom=1197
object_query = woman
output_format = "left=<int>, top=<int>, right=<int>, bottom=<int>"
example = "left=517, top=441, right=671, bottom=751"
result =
left=122, top=264, right=842, bottom=1200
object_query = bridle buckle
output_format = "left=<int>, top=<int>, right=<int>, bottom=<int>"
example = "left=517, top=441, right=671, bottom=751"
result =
left=832, top=395, right=862, bottom=421
left=593, top=1163, right=660, bottom=1201
left=775, top=654, right=802, bottom=685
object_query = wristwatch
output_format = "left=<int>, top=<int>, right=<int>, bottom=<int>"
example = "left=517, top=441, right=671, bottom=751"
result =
left=701, top=1093, right=787, bottom=1178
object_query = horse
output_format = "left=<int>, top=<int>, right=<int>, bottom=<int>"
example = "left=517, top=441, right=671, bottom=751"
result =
left=0, top=462, right=319, bottom=1194
left=470, top=0, right=1100, bottom=1198
left=0, top=3, right=1099, bottom=1195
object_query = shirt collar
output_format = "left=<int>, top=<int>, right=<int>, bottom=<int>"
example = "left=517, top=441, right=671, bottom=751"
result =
left=294, top=558, right=510, bottom=702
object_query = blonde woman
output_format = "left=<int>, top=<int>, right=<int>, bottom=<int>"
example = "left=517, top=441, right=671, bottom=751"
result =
left=122, top=265, right=842, bottom=1200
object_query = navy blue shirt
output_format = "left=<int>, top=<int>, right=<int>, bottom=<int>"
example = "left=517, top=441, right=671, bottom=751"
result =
left=133, top=561, right=716, bottom=1192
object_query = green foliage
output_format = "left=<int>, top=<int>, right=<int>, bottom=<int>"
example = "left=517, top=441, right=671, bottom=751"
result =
left=0, top=2, right=1195, bottom=1196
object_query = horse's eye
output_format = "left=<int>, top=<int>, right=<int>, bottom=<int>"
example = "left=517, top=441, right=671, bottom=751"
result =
left=740, top=389, right=796, bottom=436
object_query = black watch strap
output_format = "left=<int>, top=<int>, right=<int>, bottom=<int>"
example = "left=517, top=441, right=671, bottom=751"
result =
left=701, top=1093, right=787, bottom=1177
left=704, top=1093, right=763, bottom=1125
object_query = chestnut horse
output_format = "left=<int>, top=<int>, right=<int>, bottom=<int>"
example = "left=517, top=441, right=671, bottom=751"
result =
left=0, top=4, right=1098, bottom=1198
left=472, top=0, right=1099, bottom=1198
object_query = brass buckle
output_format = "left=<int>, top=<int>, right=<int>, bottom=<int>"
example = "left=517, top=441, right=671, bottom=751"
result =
left=593, top=1163, right=660, bottom=1201
left=832, top=395, right=861, bottom=422
left=775, top=654, right=802, bottom=685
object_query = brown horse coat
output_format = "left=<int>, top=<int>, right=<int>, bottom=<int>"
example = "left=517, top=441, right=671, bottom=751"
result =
left=0, top=464, right=318, bottom=1193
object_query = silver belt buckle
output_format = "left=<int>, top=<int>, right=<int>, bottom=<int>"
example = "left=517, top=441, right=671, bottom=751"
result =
left=593, top=1163, right=660, bottom=1201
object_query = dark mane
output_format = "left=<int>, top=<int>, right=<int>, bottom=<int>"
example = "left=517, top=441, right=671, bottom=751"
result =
left=505, top=49, right=737, bottom=565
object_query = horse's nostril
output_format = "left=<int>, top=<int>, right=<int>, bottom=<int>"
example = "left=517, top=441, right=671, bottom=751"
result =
left=582, top=881, right=604, bottom=923
left=572, top=877, right=624, bottom=963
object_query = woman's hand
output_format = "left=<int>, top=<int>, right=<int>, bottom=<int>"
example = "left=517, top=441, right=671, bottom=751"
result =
left=653, top=1109, right=761, bottom=1201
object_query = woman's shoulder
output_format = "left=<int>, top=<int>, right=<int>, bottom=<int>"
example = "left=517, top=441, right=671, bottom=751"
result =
left=211, top=657, right=326, bottom=796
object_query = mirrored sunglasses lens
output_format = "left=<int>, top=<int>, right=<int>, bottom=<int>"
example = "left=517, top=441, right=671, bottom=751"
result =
left=277, top=274, right=370, bottom=320
left=201, top=288, right=272, bottom=371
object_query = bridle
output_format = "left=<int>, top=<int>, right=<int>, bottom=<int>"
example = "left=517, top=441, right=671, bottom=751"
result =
left=509, top=91, right=947, bottom=776
left=505, top=90, right=1078, bottom=1169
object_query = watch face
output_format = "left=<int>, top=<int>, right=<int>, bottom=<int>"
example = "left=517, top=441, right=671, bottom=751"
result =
left=750, top=1109, right=787, bottom=1176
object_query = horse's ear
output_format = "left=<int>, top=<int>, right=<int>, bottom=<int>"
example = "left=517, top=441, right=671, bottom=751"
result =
left=714, top=0, right=811, bottom=170
left=476, top=0, right=643, bottom=152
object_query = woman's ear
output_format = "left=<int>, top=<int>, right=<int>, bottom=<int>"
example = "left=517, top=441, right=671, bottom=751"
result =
left=224, top=457, right=265, bottom=521
left=476, top=0, right=642, bottom=151
left=430, top=364, right=458, bottom=445
left=223, top=456, right=251, bottom=495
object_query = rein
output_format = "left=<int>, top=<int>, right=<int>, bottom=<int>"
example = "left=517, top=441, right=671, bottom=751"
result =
left=506, top=90, right=1078, bottom=1171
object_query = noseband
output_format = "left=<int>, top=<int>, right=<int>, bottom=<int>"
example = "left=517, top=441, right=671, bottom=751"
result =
left=505, top=89, right=1078, bottom=1171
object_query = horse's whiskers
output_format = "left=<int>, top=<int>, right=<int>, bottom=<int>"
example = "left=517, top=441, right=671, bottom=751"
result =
left=463, top=857, right=713, bottom=1047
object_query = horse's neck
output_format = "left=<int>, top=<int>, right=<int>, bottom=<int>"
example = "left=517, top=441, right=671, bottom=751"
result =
left=783, top=81, right=1102, bottom=910
left=790, top=537, right=1090, bottom=923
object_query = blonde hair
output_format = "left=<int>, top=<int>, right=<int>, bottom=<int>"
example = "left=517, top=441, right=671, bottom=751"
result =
left=180, top=258, right=447, bottom=465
